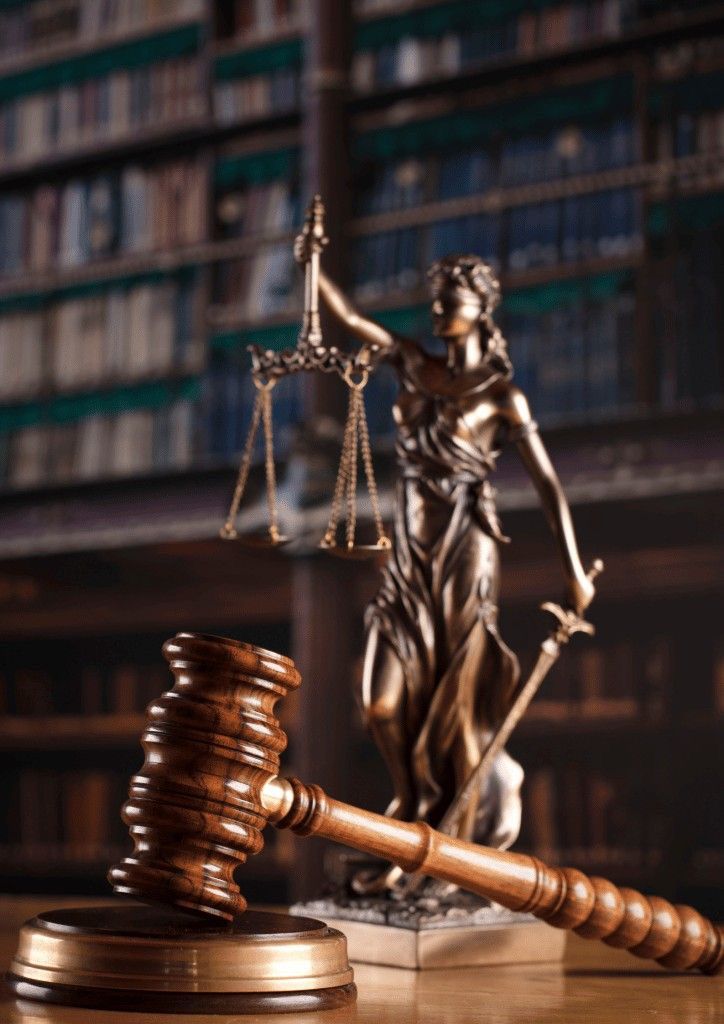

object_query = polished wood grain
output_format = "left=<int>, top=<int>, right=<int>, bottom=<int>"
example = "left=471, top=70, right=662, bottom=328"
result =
left=265, top=777, right=722, bottom=973
left=110, top=633, right=722, bottom=973
left=108, top=633, right=301, bottom=920
left=1, top=899, right=723, bottom=1024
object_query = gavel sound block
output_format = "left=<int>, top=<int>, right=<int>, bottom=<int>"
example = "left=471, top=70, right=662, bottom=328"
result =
left=8, top=634, right=722, bottom=1015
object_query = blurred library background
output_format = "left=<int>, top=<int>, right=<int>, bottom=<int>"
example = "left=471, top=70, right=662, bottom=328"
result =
left=0, top=0, right=721, bottom=918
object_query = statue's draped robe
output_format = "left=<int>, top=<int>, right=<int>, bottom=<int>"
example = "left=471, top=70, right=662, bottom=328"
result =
left=366, top=355, right=520, bottom=839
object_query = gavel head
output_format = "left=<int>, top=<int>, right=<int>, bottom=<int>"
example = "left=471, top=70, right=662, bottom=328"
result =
left=108, top=633, right=300, bottom=921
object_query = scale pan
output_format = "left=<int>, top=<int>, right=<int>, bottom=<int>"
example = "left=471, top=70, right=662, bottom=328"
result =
left=240, top=531, right=292, bottom=549
left=319, top=541, right=391, bottom=561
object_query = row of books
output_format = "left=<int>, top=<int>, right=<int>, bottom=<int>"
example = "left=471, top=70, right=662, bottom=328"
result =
left=0, top=661, right=168, bottom=717
left=354, top=0, right=705, bottom=19
left=523, top=635, right=670, bottom=723
left=0, top=279, right=200, bottom=401
left=214, top=68, right=300, bottom=125
left=1, top=400, right=195, bottom=488
left=0, top=55, right=205, bottom=167
left=518, top=763, right=667, bottom=869
left=0, top=158, right=208, bottom=278
left=220, top=0, right=305, bottom=41
left=656, top=108, right=724, bottom=160
left=0, top=769, right=129, bottom=860
left=216, top=179, right=300, bottom=240
left=214, top=245, right=300, bottom=320
left=351, top=189, right=643, bottom=299
left=448, top=118, right=638, bottom=192
left=0, top=0, right=204, bottom=63
left=352, top=0, right=628, bottom=92
left=353, top=226, right=427, bottom=301
left=509, top=190, right=642, bottom=269
left=507, top=291, right=636, bottom=422
left=355, top=119, right=637, bottom=216
left=655, top=33, right=724, bottom=79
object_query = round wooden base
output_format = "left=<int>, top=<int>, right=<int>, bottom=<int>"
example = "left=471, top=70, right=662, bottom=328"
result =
left=7, top=906, right=356, bottom=1015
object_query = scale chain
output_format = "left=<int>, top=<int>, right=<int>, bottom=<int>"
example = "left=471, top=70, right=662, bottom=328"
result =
left=322, top=386, right=358, bottom=548
left=357, top=389, right=390, bottom=549
left=261, top=384, right=281, bottom=544
left=345, top=390, right=360, bottom=550
left=220, top=389, right=265, bottom=540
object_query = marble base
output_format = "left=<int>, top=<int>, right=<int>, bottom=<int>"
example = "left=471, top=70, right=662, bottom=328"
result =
left=291, top=885, right=566, bottom=970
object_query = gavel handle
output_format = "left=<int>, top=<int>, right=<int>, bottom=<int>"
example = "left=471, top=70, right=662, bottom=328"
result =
left=261, top=776, right=723, bottom=974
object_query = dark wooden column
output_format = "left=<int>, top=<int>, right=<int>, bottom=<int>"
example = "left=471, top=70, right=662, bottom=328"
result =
left=289, top=0, right=355, bottom=900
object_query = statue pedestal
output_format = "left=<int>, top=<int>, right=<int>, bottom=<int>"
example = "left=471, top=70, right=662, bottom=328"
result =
left=291, top=881, right=566, bottom=970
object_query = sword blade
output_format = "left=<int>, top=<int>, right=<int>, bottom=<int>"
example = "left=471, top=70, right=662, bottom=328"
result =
left=438, top=639, right=562, bottom=836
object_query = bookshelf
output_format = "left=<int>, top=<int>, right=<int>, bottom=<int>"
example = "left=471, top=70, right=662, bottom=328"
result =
left=0, top=0, right=721, bottom=911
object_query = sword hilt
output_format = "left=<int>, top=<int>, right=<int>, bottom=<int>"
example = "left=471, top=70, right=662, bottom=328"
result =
left=541, top=558, right=604, bottom=643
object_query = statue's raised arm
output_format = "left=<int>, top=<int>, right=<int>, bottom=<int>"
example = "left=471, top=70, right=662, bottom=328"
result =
left=315, top=267, right=398, bottom=354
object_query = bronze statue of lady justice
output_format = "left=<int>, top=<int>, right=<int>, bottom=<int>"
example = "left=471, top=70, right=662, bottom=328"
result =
left=244, top=197, right=597, bottom=896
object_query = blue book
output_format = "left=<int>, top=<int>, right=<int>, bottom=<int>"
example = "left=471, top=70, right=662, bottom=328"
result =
left=586, top=298, right=619, bottom=414
left=86, top=176, right=117, bottom=257
left=428, top=219, right=455, bottom=262
left=541, top=201, right=559, bottom=266
left=370, top=233, right=390, bottom=297
left=507, top=207, right=525, bottom=271
left=438, top=152, right=467, bottom=199
left=522, top=204, right=543, bottom=270
left=561, top=196, right=579, bottom=263
left=174, top=281, right=195, bottom=369
left=578, top=194, right=595, bottom=261
left=499, top=137, right=516, bottom=186
left=376, top=44, right=397, bottom=87
left=609, top=118, right=635, bottom=168
left=97, top=77, right=111, bottom=133
left=396, top=228, right=419, bottom=290
left=46, top=93, right=60, bottom=150
left=532, top=314, right=553, bottom=421
left=1, top=195, right=25, bottom=274
left=506, top=313, right=535, bottom=399
left=567, top=303, right=587, bottom=416
left=520, top=137, right=540, bottom=185
left=615, top=292, right=637, bottom=409
left=2, top=103, right=17, bottom=157
left=675, top=113, right=696, bottom=158
left=545, top=309, right=567, bottom=419
left=200, top=353, right=222, bottom=458
left=377, top=164, right=394, bottom=212
left=153, top=406, right=172, bottom=469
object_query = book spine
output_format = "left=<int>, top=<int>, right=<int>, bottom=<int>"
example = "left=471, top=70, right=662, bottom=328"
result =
left=0, top=159, right=208, bottom=281
left=0, top=52, right=205, bottom=169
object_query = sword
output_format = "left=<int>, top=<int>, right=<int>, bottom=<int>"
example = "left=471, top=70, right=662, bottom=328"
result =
left=381, top=559, right=604, bottom=897
left=439, top=557, right=604, bottom=838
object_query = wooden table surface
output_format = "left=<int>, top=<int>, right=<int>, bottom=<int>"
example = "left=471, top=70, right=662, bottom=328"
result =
left=1, top=898, right=722, bottom=1023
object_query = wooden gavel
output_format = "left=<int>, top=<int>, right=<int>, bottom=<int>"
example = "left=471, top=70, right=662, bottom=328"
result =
left=109, top=633, right=723, bottom=975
